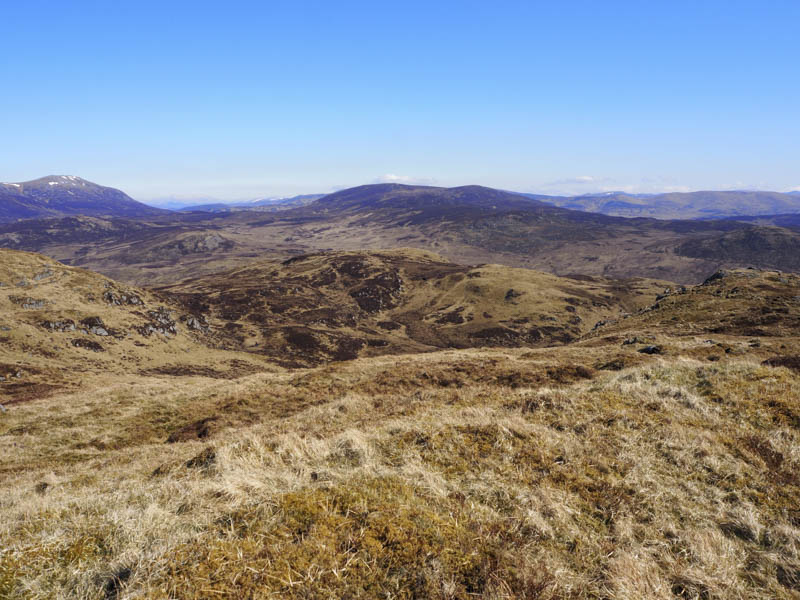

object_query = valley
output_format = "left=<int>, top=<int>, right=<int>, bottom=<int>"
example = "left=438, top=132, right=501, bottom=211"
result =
left=6, top=4, right=799, bottom=597
left=1, top=245, right=799, bottom=599
left=2, top=184, right=800, bottom=287
left=1, top=181, right=800, bottom=599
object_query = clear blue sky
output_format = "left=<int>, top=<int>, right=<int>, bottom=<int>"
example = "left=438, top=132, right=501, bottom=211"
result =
left=2, top=0, right=798, bottom=201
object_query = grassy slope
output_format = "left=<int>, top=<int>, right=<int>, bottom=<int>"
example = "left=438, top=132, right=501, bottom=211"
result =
left=0, top=249, right=273, bottom=405
left=1, top=255, right=799, bottom=599
left=1, top=349, right=799, bottom=599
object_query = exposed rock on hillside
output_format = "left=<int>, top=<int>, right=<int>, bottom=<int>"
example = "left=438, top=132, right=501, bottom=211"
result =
left=0, top=249, right=266, bottom=404
left=590, top=268, right=800, bottom=340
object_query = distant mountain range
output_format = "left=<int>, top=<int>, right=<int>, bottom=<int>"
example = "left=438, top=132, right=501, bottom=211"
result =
left=168, top=188, right=800, bottom=220
left=3, top=175, right=800, bottom=223
left=178, top=194, right=325, bottom=212
left=4, top=182, right=800, bottom=285
left=0, top=175, right=166, bottom=222
left=523, top=190, right=800, bottom=219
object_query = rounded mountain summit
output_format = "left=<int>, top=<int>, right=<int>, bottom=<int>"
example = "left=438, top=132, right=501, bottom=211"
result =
left=0, top=175, right=166, bottom=222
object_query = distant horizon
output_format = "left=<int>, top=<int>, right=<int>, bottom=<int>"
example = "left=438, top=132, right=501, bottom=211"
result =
left=4, top=173, right=800, bottom=208
left=7, top=173, right=800, bottom=205
left=139, top=183, right=800, bottom=209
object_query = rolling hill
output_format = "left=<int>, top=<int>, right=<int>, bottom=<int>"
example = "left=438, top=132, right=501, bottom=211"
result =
left=178, top=194, right=325, bottom=213
left=160, top=248, right=664, bottom=366
left=1, top=247, right=799, bottom=599
left=719, top=213, right=800, bottom=229
left=0, top=175, right=167, bottom=223
left=0, top=246, right=666, bottom=389
left=529, top=190, right=800, bottom=219
left=3, top=183, right=800, bottom=286
left=0, top=247, right=662, bottom=395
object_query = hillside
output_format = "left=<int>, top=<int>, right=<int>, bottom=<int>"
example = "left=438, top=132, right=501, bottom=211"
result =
left=179, top=194, right=325, bottom=213
left=0, top=176, right=166, bottom=223
left=1, top=250, right=799, bottom=599
left=720, top=213, right=800, bottom=229
left=675, top=227, right=800, bottom=273
left=533, top=190, right=800, bottom=219
left=587, top=267, right=800, bottom=344
left=0, top=248, right=662, bottom=393
left=3, top=184, right=800, bottom=286
left=160, top=249, right=664, bottom=366
left=0, top=249, right=272, bottom=405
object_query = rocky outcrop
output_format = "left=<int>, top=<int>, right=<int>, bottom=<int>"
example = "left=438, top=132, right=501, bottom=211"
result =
left=41, top=319, right=76, bottom=332
left=80, top=317, right=110, bottom=336
left=103, top=290, right=143, bottom=306
left=9, top=295, right=47, bottom=309
left=32, top=269, right=53, bottom=281
left=180, top=314, right=209, bottom=332
left=137, top=308, right=178, bottom=337
left=70, top=338, right=105, bottom=351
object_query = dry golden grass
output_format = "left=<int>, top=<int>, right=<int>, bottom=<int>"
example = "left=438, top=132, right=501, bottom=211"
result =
left=2, top=346, right=799, bottom=599
left=0, top=248, right=277, bottom=404
left=2, top=250, right=800, bottom=599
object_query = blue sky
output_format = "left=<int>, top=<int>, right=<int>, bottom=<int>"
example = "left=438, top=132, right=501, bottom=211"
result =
left=1, top=0, right=798, bottom=201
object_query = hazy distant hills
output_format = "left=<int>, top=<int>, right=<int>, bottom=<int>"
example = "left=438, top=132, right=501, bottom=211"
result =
left=3, top=180, right=800, bottom=285
left=527, top=190, right=800, bottom=219
left=723, top=213, right=800, bottom=229
left=4, top=174, right=799, bottom=224
left=314, top=183, right=550, bottom=213
left=2, top=182, right=800, bottom=286
left=158, top=186, right=800, bottom=220
left=178, top=194, right=325, bottom=213
left=0, top=175, right=166, bottom=223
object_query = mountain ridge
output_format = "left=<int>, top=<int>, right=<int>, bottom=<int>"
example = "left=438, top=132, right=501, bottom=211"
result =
left=525, top=189, right=800, bottom=219
left=3, top=182, right=800, bottom=285
left=0, top=175, right=167, bottom=223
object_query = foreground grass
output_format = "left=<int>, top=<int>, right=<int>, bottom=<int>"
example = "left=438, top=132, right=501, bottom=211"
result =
left=1, top=348, right=799, bottom=599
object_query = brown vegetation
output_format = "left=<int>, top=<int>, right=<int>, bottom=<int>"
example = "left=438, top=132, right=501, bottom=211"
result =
left=3, top=184, right=800, bottom=286
left=1, top=248, right=799, bottom=599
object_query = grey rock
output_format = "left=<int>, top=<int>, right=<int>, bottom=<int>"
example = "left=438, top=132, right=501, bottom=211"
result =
left=103, top=290, right=143, bottom=306
left=41, top=319, right=76, bottom=333
left=9, top=296, right=47, bottom=309
left=702, top=271, right=726, bottom=285
left=80, top=317, right=111, bottom=336
left=137, top=307, right=179, bottom=337
left=181, top=314, right=209, bottom=332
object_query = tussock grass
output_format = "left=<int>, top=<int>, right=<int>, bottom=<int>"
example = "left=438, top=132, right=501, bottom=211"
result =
left=1, top=348, right=799, bottom=598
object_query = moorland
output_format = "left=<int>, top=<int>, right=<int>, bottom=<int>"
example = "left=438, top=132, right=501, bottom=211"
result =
left=1, top=178, right=799, bottom=599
